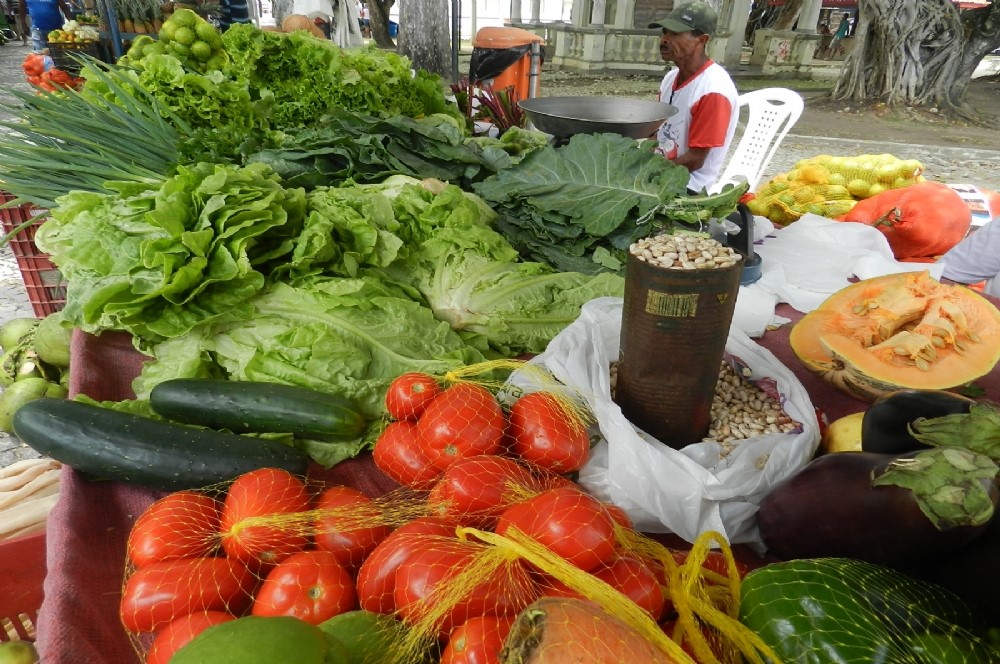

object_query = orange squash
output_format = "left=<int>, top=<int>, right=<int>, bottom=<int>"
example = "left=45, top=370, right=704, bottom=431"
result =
left=789, top=271, right=1000, bottom=401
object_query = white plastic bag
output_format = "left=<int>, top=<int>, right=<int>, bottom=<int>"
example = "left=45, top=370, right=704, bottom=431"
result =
left=515, top=297, right=820, bottom=548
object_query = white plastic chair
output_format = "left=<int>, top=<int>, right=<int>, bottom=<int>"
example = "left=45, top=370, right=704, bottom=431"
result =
left=712, top=88, right=804, bottom=193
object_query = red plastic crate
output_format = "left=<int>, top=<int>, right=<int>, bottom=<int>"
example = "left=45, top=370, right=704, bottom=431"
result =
left=0, top=530, right=46, bottom=641
left=0, top=192, right=66, bottom=317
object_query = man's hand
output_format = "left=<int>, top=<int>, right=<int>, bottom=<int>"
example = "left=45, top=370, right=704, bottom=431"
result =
left=672, top=146, right=711, bottom=172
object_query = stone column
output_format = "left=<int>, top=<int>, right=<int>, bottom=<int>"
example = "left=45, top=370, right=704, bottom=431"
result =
left=799, top=0, right=823, bottom=32
left=614, top=0, right=635, bottom=29
left=530, top=0, right=541, bottom=22
left=511, top=0, right=522, bottom=24
left=722, top=0, right=752, bottom=69
left=590, top=0, right=607, bottom=26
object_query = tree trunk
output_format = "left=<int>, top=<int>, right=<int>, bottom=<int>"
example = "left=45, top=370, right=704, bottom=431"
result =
left=398, top=0, right=451, bottom=78
left=369, top=0, right=396, bottom=48
left=832, top=0, right=1000, bottom=123
left=772, top=0, right=804, bottom=30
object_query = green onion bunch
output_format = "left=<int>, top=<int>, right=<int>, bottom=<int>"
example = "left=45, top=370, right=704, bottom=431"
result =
left=0, top=58, right=187, bottom=212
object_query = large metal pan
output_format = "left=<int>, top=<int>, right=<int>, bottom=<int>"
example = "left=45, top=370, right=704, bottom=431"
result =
left=518, top=96, right=677, bottom=140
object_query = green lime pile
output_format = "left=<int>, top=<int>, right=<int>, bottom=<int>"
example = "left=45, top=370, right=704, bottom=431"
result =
left=122, top=8, right=227, bottom=72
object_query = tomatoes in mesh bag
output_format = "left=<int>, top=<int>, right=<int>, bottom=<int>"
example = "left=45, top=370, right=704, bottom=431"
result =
left=252, top=549, right=357, bottom=624
left=355, top=516, right=458, bottom=614
left=386, top=372, right=442, bottom=421
left=128, top=490, right=221, bottom=568
left=145, top=611, right=236, bottom=664
left=417, top=383, right=506, bottom=470
left=427, top=455, right=541, bottom=527
left=441, top=614, right=517, bottom=664
left=395, top=537, right=538, bottom=634
left=219, top=468, right=312, bottom=567
left=314, top=485, right=391, bottom=571
left=120, top=557, right=255, bottom=633
left=373, top=420, right=441, bottom=489
left=496, top=487, right=617, bottom=573
left=508, top=391, right=591, bottom=473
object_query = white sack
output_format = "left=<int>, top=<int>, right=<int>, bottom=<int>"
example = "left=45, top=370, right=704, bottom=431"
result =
left=512, top=297, right=820, bottom=549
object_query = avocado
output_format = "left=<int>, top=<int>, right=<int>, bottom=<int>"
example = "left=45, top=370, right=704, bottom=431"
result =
left=170, top=615, right=328, bottom=664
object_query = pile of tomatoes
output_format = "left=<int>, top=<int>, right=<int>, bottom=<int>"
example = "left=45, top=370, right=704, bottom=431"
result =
left=22, top=53, right=84, bottom=92
left=374, top=373, right=592, bottom=487
left=120, top=372, right=744, bottom=663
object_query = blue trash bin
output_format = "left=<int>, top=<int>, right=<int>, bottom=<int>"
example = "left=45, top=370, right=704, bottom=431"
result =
left=388, top=21, right=398, bottom=37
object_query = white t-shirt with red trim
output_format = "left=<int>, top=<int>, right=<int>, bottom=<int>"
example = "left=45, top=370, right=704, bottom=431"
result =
left=656, top=61, right=739, bottom=192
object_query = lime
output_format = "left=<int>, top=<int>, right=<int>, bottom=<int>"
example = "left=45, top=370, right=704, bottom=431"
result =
left=190, top=40, right=212, bottom=61
left=173, top=26, right=196, bottom=46
left=158, top=22, right=176, bottom=42
left=195, top=21, right=218, bottom=43
left=168, top=8, right=199, bottom=29
left=168, top=40, right=191, bottom=58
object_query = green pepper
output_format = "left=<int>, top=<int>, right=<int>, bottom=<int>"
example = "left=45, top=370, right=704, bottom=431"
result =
left=738, top=558, right=999, bottom=663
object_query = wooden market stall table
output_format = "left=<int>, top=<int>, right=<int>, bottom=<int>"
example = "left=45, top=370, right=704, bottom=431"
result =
left=32, top=303, right=1000, bottom=663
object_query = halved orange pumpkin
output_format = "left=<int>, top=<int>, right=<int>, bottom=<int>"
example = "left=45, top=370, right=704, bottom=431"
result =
left=789, top=271, right=1000, bottom=401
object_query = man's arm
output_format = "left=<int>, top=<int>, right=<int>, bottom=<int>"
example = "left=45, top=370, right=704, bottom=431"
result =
left=673, top=146, right=710, bottom=172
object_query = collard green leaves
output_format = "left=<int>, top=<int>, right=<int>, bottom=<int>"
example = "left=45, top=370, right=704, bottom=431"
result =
left=474, top=133, right=748, bottom=274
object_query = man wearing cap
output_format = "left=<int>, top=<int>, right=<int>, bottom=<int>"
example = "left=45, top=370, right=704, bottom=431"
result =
left=649, top=1, right=739, bottom=192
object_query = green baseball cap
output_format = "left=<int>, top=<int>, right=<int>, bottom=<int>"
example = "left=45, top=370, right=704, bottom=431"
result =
left=649, top=1, right=719, bottom=35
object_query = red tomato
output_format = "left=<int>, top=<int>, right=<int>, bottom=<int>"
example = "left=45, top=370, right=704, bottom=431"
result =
left=427, top=455, right=540, bottom=527
left=508, top=392, right=590, bottom=473
left=386, top=372, right=442, bottom=421
left=441, top=615, right=517, bottom=664
left=417, top=383, right=506, bottom=471
left=145, top=611, right=235, bottom=664
left=602, top=502, right=634, bottom=530
left=219, top=468, right=312, bottom=567
left=252, top=549, right=357, bottom=624
left=496, top=487, right=616, bottom=573
left=120, top=557, right=255, bottom=633
left=355, top=516, right=458, bottom=614
left=592, top=555, right=665, bottom=620
left=395, top=538, right=537, bottom=634
left=373, top=420, right=441, bottom=489
left=313, top=485, right=391, bottom=572
left=128, top=491, right=221, bottom=568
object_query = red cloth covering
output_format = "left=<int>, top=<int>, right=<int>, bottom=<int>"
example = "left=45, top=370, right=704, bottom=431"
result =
left=35, top=304, right=1000, bottom=663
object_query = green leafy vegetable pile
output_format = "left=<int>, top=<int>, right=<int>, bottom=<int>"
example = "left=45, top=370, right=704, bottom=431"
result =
left=37, top=166, right=624, bottom=465
left=474, top=133, right=749, bottom=274
left=247, top=110, right=547, bottom=191
left=222, top=26, right=457, bottom=129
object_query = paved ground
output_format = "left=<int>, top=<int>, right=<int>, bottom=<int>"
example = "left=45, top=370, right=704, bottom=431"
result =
left=1, top=39, right=1000, bottom=470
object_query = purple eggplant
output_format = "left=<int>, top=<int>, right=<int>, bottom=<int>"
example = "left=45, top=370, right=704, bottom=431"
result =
left=757, top=449, right=999, bottom=569
left=861, top=389, right=973, bottom=455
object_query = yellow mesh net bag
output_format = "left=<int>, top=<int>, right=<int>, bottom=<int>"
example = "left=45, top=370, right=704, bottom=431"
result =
left=750, top=153, right=925, bottom=225
left=120, top=466, right=781, bottom=664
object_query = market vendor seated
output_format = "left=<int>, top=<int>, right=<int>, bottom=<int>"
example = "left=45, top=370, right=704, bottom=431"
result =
left=939, top=214, right=1000, bottom=296
left=649, top=1, right=739, bottom=193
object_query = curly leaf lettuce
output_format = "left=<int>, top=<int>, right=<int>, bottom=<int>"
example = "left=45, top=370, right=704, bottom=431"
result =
left=35, top=162, right=307, bottom=347
left=222, top=26, right=460, bottom=128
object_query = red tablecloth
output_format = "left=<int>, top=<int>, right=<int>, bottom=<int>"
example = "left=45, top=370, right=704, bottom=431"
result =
left=35, top=304, right=1000, bottom=663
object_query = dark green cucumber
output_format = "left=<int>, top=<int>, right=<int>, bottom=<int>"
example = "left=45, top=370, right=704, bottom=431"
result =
left=149, top=379, right=366, bottom=440
left=12, top=398, right=309, bottom=491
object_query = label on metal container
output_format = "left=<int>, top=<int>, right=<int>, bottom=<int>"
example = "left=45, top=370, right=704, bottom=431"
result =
left=645, top=290, right=698, bottom=317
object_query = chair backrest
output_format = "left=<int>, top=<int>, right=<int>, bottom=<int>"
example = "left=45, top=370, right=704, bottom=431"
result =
left=712, top=87, right=804, bottom=194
